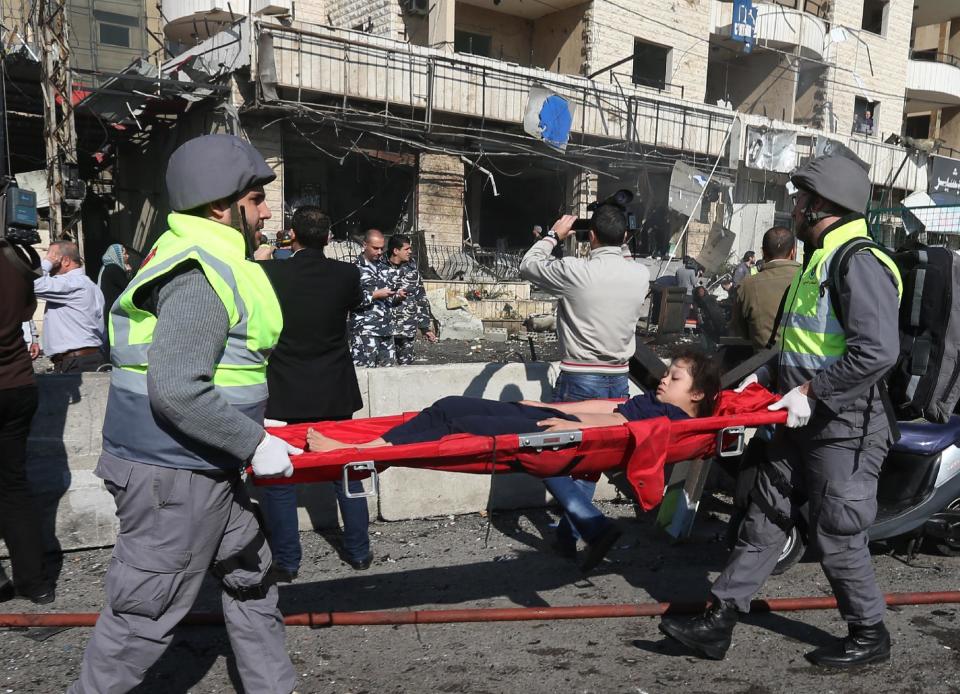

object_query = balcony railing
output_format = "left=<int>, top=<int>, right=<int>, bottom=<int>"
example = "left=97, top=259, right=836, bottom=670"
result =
left=258, top=21, right=734, bottom=159
left=911, top=50, right=960, bottom=70
left=325, top=240, right=524, bottom=283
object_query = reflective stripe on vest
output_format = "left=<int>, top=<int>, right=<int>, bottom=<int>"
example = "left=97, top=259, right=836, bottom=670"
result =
left=102, top=213, right=282, bottom=470
left=779, top=217, right=902, bottom=387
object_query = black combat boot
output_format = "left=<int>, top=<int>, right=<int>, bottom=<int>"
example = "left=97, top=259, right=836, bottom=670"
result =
left=805, top=622, right=891, bottom=667
left=658, top=597, right=739, bottom=660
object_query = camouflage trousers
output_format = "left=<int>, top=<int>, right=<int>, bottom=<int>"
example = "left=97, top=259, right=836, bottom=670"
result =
left=351, top=333, right=396, bottom=368
left=394, top=336, right=417, bottom=365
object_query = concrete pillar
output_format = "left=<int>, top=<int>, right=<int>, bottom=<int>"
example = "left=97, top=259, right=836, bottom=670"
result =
left=939, top=107, right=960, bottom=150
left=429, top=0, right=455, bottom=53
left=243, top=123, right=284, bottom=236
left=417, top=153, right=464, bottom=247
left=567, top=168, right=598, bottom=218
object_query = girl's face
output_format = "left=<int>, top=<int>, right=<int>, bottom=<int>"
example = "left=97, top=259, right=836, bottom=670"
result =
left=656, top=359, right=703, bottom=414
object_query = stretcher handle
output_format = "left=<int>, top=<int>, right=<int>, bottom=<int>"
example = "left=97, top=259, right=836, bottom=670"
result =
left=716, top=426, right=746, bottom=458
left=518, top=430, right=583, bottom=452
left=343, top=461, right=379, bottom=498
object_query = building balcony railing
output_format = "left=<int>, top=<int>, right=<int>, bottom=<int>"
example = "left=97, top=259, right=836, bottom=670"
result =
left=906, top=50, right=960, bottom=109
left=711, top=0, right=828, bottom=59
left=256, top=21, right=735, bottom=159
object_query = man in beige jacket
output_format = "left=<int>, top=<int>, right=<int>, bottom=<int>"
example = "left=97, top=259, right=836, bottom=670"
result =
left=729, top=226, right=801, bottom=351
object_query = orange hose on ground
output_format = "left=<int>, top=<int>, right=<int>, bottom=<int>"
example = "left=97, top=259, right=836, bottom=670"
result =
left=2, top=591, right=959, bottom=628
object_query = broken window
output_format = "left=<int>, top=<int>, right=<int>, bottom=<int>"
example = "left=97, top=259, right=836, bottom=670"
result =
left=861, top=0, right=889, bottom=36
left=100, top=24, right=130, bottom=47
left=632, top=38, right=671, bottom=91
left=455, top=31, right=492, bottom=58
left=905, top=114, right=931, bottom=140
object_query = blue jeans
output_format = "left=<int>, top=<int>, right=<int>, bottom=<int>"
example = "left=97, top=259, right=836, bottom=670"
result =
left=260, top=479, right=370, bottom=572
left=546, top=372, right=629, bottom=548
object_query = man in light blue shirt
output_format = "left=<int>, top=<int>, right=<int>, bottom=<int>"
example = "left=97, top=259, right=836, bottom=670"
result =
left=33, top=241, right=106, bottom=373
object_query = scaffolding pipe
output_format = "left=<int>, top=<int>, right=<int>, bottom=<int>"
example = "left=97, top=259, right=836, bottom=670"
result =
left=2, top=591, right=959, bottom=629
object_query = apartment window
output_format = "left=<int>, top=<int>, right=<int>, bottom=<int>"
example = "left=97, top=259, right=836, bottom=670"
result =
left=455, top=31, right=492, bottom=58
left=905, top=114, right=931, bottom=140
left=861, top=0, right=889, bottom=36
left=853, top=97, right=879, bottom=137
left=94, top=10, right=138, bottom=48
left=632, top=38, right=671, bottom=91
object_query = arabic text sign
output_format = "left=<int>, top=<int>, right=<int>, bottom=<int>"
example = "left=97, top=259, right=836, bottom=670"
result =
left=731, top=0, right=757, bottom=53
left=930, top=155, right=960, bottom=196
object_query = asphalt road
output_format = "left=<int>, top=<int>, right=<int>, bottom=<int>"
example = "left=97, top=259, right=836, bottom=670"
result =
left=2, top=496, right=958, bottom=694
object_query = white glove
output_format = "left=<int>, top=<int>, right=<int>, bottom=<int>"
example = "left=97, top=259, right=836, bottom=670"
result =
left=767, top=386, right=814, bottom=428
left=250, top=433, right=302, bottom=478
left=734, top=373, right=760, bottom=393
left=263, top=418, right=288, bottom=428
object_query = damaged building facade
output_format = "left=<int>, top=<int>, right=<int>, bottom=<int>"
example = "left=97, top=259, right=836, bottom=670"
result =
left=8, top=0, right=960, bottom=270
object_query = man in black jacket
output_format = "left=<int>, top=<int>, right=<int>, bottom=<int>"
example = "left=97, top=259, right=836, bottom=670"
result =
left=259, top=206, right=373, bottom=578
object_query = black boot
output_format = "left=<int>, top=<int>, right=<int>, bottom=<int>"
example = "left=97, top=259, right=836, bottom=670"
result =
left=658, top=597, right=739, bottom=660
left=805, top=622, right=891, bottom=667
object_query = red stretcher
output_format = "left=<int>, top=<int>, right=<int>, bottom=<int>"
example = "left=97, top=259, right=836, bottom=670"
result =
left=257, top=385, right=787, bottom=511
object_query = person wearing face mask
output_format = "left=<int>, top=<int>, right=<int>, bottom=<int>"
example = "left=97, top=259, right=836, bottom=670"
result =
left=659, top=154, right=902, bottom=669
left=33, top=240, right=106, bottom=373
left=69, top=134, right=298, bottom=694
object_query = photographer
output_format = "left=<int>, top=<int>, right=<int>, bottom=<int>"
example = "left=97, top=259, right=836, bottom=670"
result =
left=0, top=238, right=54, bottom=604
left=519, top=200, right=649, bottom=571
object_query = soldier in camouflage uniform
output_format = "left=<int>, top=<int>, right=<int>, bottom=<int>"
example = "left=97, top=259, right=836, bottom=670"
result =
left=350, top=229, right=399, bottom=367
left=385, top=234, right=437, bottom=364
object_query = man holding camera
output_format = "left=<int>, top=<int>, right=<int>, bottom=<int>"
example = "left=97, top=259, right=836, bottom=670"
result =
left=0, top=238, right=55, bottom=604
left=519, top=202, right=649, bottom=571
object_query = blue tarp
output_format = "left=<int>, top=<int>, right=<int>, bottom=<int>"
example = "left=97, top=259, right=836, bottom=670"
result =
left=538, top=95, right=573, bottom=150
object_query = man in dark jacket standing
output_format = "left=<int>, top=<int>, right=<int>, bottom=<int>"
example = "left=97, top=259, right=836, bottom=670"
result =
left=259, top=206, right=374, bottom=577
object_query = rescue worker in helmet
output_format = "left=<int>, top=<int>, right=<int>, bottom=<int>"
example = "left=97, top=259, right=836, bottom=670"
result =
left=659, top=154, right=902, bottom=668
left=69, top=134, right=299, bottom=693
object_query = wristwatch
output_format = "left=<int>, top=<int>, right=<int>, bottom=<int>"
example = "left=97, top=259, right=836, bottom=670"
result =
left=543, top=229, right=560, bottom=243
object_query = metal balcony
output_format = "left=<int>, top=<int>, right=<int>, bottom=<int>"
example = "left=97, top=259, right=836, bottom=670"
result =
left=711, top=0, right=828, bottom=59
left=258, top=21, right=735, bottom=158
left=906, top=50, right=960, bottom=110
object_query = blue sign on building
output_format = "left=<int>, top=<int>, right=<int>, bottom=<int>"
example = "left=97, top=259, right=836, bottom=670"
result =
left=731, top=0, right=757, bottom=53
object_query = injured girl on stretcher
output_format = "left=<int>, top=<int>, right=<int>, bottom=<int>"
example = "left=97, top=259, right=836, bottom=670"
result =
left=306, top=347, right=721, bottom=453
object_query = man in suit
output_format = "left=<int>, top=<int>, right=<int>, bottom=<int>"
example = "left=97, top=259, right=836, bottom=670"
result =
left=258, top=206, right=374, bottom=579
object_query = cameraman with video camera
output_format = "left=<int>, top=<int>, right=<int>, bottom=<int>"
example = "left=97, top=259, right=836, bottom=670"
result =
left=0, top=230, right=55, bottom=604
left=519, top=193, right=649, bottom=571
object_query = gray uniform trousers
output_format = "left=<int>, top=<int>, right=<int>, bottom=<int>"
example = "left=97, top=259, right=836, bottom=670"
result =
left=69, top=454, right=296, bottom=694
left=712, top=426, right=890, bottom=626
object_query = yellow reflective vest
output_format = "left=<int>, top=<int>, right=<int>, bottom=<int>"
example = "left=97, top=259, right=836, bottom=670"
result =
left=778, top=216, right=902, bottom=389
left=102, top=213, right=282, bottom=469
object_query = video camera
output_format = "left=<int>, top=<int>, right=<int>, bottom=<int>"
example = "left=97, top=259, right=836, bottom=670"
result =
left=0, top=178, right=42, bottom=279
left=1, top=178, right=40, bottom=247
left=571, top=188, right=635, bottom=241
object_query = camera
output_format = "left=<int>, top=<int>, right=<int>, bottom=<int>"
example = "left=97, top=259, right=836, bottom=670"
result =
left=572, top=189, right=635, bottom=241
left=2, top=180, right=40, bottom=247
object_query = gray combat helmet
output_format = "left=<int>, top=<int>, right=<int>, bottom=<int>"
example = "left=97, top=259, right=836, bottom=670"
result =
left=165, top=134, right=276, bottom=212
left=790, top=154, right=871, bottom=214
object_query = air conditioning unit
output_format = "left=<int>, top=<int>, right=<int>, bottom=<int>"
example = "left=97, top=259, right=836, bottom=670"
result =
left=402, top=0, right=429, bottom=16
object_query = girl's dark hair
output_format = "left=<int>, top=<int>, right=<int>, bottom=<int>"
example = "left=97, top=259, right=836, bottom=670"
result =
left=669, top=346, right=721, bottom=417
